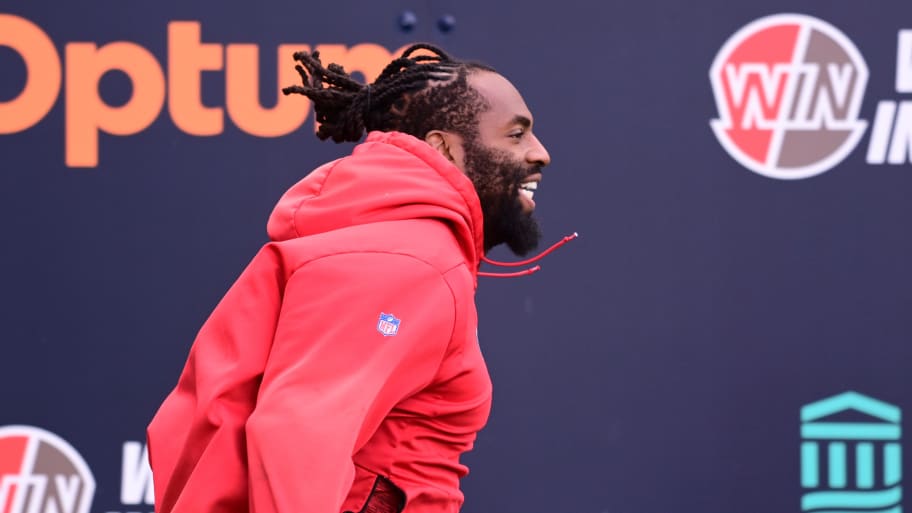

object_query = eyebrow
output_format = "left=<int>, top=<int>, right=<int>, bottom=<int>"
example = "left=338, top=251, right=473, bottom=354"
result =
left=509, top=115, right=532, bottom=129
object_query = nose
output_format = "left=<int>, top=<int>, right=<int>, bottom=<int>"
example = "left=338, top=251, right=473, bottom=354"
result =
left=526, top=133, right=551, bottom=167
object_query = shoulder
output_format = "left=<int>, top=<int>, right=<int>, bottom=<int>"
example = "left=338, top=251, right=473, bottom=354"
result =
left=275, top=219, right=470, bottom=278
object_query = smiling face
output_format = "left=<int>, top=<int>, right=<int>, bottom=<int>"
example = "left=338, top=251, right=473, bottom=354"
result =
left=425, top=71, right=552, bottom=255
left=462, top=132, right=545, bottom=256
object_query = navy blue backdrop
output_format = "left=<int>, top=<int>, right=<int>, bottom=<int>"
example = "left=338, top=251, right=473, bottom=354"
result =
left=2, top=1, right=911, bottom=512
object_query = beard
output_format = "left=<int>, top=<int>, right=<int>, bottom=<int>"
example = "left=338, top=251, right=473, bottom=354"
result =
left=462, top=137, right=542, bottom=256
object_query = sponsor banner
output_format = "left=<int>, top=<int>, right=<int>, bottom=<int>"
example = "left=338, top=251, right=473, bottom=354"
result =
left=0, top=14, right=413, bottom=167
left=801, top=392, right=903, bottom=513
left=0, top=425, right=95, bottom=513
left=710, top=14, right=912, bottom=179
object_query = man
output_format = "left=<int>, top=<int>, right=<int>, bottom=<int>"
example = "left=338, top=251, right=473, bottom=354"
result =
left=147, top=43, right=563, bottom=513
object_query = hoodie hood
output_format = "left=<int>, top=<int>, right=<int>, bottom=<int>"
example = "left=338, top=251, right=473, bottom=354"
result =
left=267, top=131, right=484, bottom=272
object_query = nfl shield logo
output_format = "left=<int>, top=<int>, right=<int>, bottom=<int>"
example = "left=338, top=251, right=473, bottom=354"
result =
left=377, top=313, right=401, bottom=337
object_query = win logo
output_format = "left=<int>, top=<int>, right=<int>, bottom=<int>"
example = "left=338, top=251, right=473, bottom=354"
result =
left=709, top=14, right=869, bottom=180
left=801, top=392, right=902, bottom=513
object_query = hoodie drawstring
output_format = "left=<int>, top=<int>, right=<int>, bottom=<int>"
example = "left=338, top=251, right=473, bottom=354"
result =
left=477, top=232, right=578, bottom=278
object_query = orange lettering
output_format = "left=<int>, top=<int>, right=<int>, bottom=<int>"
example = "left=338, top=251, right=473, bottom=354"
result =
left=1, top=14, right=411, bottom=168
left=0, top=14, right=61, bottom=134
left=225, top=44, right=311, bottom=137
left=168, top=22, right=223, bottom=135
left=65, top=42, right=165, bottom=167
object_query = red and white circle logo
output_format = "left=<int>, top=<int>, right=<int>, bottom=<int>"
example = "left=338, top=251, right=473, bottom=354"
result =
left=710, top=14, right=869, bottom=179
left=0, top=425, right=95, bottom=513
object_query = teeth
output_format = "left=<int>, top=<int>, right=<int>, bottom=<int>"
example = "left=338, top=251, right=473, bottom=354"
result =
left=520, top=189, right=534, bottom=200
left=520, top=181, right=539, bottom=190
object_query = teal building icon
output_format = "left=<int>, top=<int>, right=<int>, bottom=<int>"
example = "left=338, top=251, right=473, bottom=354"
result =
left=801, top=392, right=902, bottom=513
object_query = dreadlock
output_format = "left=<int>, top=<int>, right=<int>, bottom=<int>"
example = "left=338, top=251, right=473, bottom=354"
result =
left=281, top=43, right=495, bottom=143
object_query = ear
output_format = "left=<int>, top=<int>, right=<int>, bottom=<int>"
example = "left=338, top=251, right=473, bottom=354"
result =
left=425, top=130, right=468, bottom=174
left=424, top=130, right=456, bottom=163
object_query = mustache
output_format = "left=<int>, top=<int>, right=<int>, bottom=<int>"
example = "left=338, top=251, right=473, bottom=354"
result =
left=522, top=165, right=542, bottom=177
left=510, top=165, right=542, bottom=185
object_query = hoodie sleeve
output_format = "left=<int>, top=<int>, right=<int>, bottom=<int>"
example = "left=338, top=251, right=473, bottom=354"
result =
left=147, top=245, right=286, bottom=513
left=245, top=251, right=456, bottom=513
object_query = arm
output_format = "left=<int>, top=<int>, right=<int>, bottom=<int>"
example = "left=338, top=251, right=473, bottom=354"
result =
left=245, top=252, right=456, bottom=513
left=147, top=245, right=287, bottom=513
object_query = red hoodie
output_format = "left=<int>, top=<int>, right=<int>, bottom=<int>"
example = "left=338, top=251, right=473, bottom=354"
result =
left=147, top=131, right=493, bottom=513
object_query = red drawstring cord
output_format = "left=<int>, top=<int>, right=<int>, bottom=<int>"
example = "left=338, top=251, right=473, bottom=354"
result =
left=482, top=232, right=578, bottom=267
left=477, top=265, right=541, bottom=278
left=477, top=232, right=578, bottom=277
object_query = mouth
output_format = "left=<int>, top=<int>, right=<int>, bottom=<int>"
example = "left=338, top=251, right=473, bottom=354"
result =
left=517, top=174, right=541, bottom=212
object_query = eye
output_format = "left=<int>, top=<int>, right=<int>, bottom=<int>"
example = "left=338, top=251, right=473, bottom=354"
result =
left=508, top=129, right=525, bottom=139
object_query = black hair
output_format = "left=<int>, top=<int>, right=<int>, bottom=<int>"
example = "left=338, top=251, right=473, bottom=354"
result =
left=281, top=43, right=495, bottom=143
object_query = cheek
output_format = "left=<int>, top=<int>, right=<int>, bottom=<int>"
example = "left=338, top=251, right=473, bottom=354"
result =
left=490, top=144, right=525, bottom=166
left=449, top=142, right=468, bottom=171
